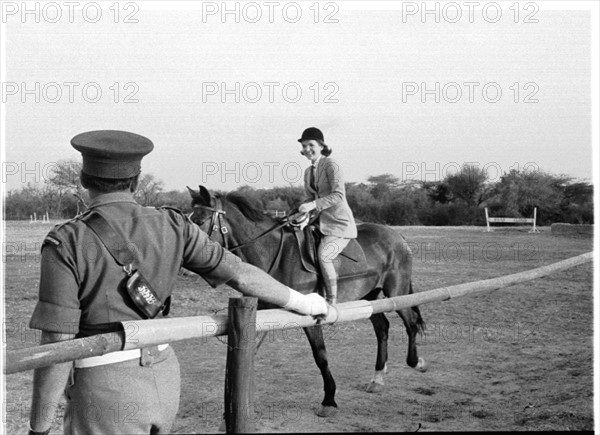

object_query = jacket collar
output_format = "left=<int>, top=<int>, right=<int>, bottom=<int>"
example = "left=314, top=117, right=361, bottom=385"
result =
left=312, top=155, right=322, bottom=168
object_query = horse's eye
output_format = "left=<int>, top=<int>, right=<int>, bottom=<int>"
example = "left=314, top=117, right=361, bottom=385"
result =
left=190, top=211, right=205, bottom=225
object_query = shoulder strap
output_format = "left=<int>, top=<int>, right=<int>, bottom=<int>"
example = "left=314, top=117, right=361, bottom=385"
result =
left=81, top=211, right=171, bottom=318
left=156, top=205, right=183, bottom=214
left=81, top=211, right=137, bottom=266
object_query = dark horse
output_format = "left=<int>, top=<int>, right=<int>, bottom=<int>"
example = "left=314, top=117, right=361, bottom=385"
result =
left=188, top=185, right=426, bottom=416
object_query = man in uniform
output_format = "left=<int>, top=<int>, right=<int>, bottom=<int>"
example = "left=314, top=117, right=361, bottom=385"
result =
left=27, top=130, right=328, bottom=435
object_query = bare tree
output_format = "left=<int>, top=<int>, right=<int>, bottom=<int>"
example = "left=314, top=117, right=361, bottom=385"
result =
left=134, top=173, right=164, bottom=206
left=45, top=160, right=88, bottom=217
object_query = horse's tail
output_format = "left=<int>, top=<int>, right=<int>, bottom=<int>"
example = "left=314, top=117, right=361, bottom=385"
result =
left=409, top=280, right=426, bottom=335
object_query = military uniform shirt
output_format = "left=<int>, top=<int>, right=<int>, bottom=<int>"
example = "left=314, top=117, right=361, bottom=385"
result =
left=29, top=192, right=238, bottom=335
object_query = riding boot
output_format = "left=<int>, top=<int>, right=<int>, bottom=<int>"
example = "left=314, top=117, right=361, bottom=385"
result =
left=324, top=278, right=338, bottom=305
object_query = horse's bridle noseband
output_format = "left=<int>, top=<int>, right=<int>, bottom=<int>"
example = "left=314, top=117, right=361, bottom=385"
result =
left=192, top=197, right=231, bottom=248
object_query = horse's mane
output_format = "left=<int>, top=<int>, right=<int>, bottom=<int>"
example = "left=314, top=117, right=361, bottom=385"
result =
left=220, top=192, right=272, bottom=223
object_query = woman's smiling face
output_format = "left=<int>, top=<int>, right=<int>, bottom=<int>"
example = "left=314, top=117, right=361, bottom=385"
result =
left=300, top=140, right=322, bottom=163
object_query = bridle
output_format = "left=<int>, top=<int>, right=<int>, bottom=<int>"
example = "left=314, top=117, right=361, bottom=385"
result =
left=192, top=197, right=231, bottom=248
left=192, top=196, right=305, bottom=264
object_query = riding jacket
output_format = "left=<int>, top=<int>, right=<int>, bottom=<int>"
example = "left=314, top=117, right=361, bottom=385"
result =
left=304, top=156, right=357, bottom=239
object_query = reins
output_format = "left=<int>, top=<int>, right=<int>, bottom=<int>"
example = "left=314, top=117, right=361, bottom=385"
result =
left=228, top=220, right=290, bottom=252
left=192, top=198, right=296, bottom=253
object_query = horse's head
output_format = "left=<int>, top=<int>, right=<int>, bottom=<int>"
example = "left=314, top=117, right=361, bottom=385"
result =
left=187, top=185, right=213, bottom=228
left=187, top=185, right=276, bottom=250
left=186, top=185, right=230, bottom=245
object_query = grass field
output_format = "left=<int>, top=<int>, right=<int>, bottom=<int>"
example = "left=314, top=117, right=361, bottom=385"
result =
left=2, top=220, right=595, bottom=433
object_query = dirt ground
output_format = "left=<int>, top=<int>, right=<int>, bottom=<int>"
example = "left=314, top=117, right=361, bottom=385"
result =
left=3, top=222, right=595, bottom=433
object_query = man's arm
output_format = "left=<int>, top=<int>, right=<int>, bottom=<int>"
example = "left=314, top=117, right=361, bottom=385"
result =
left=29, top=331, right=76, bottom=434
left=182, top=220, right=328, bottom=315
left=224, top=254, right=328, bottom=316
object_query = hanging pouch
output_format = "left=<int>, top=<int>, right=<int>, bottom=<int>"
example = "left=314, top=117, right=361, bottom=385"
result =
left=124, top=265, right=168, bottom=319
left=126, top=271, right=164, bottom=318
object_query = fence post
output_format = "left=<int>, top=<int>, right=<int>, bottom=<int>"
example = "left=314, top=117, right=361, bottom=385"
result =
left=529, top=207, right=540, bottom=233
left=225, top=297, right=257, bottom=434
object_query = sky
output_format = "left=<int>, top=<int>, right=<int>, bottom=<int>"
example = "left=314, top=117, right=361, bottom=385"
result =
left=1, top=2, right=598, bottom=428
left=1, top=1, right=598, bottom=195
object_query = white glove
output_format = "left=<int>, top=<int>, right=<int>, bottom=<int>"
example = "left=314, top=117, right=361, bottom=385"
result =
left=284, top=288, right=328, bottom=316
left=298, top=201, right=317, bottom=214
left=304, top=293, right=328, bottom=315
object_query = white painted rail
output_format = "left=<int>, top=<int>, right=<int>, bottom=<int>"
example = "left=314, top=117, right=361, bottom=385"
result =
left=5, top=251, right=593, bottom=374
left=485, top=207, right=539, bottom=233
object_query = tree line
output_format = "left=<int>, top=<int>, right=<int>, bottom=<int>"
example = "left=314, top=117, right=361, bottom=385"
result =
left=3, top=161, right=593, bottom=226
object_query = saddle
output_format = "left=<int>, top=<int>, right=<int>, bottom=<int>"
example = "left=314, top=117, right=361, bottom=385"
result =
left=290, top=223, right=370, bottom=280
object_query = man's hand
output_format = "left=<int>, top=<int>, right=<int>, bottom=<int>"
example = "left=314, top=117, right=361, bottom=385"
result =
left=226, top=260, right=328, bottom=317
left=284, top=288, right=328, bottom=316
left=303, top=293, right=329, bottom=316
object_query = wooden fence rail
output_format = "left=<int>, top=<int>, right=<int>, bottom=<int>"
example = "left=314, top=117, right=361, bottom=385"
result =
left=5, top=251, right=592, bottom=375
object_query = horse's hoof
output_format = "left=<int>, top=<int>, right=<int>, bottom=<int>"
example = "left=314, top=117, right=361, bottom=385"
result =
left=366, top=381, right=384, bottom=393
left=316, top=405, right=338, bottom=417
left=415, top=357, right=428, bottom=372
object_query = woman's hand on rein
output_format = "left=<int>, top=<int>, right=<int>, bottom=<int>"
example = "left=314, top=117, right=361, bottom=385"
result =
left=298, top=201, right=316, bottom=214
left=288, top=211, right=309, bottom=230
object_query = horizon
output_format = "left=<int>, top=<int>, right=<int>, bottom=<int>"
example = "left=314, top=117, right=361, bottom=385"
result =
left=1, top=158, right=592, bottom=197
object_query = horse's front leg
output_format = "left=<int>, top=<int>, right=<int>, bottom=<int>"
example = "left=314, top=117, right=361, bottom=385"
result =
left=303, top=325, right=337, bottom=417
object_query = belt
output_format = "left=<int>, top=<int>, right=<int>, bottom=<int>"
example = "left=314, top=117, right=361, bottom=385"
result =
left=74, top=344, right=169, bottom=368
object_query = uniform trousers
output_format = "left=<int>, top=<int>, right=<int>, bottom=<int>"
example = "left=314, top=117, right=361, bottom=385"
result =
left=64, top=346, right=180, bottom=435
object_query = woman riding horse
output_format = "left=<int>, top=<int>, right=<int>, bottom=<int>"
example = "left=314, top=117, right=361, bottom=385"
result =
left=297, top=127, right=357, bottom=305
left=188, top=185, right=427, bottom=416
